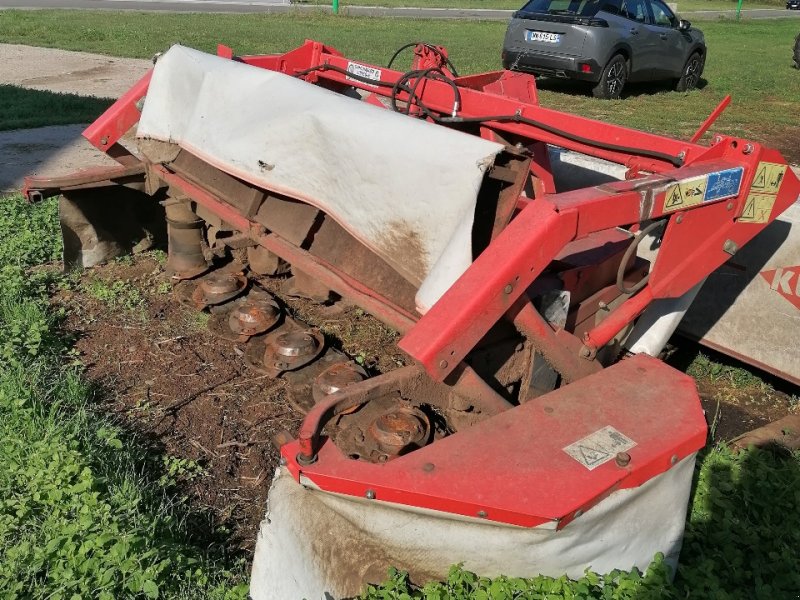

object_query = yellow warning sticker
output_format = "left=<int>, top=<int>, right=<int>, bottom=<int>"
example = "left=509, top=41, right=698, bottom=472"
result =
left=750, top=162, right=788, bottom=195
left=738, top=192, right=778, bottom=224
left=663, top=176, right=708, bottom=213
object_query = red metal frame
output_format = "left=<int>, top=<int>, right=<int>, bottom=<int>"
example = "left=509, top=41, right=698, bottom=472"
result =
left=283, top=355, right=707, bottom=528
left=61, top=40, right=800, bottom=524
left=81, top=43, right=798, bottom=381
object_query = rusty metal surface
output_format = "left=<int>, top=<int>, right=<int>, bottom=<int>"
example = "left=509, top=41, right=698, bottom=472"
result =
left=244, top=319, right=325, bottom=378
left=283, top=350, right=364, bottom=414
left=24, top=163, right=146, bottom=201
left=207, top=291, right=282, bottom=342
left=333, top=395, right=433, bottom=463
left=730, top=414, right=800, bottom=452
left=151, top=162, right=419, bottom=333
left=59, top=186, right=166, bottom=269
left=192, top=272, right=248, bottom=307
left=163, top=197, right=209, bottom=279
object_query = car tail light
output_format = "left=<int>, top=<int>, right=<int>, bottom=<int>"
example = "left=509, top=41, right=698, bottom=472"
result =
left=580, top=64, right=593, bottom=73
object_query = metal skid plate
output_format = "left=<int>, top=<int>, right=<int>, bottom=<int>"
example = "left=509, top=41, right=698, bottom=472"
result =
left=680, top=200, right=800, bottom=385
left=282, top=354, right=707, bottom=528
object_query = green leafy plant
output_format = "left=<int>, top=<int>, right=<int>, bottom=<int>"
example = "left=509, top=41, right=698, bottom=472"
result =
left=0, top=195, right=248, bottom=599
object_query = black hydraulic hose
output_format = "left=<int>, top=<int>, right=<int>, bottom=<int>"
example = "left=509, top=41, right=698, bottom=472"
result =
left=435, top=113, right=685, bottom=167
left=293, top=64, right=684, bottom=167
left=387, top=42, right=460, bottom=77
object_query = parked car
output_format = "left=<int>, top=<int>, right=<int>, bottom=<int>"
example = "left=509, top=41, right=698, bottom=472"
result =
left=501, top=0, right=707, bottom=99
left=787, top=0, right=800, bottom=10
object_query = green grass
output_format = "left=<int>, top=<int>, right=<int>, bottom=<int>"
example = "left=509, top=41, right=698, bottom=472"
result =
left=0, top=195, right=248, bottom=599
left=0, top=11, right=798, bottom=161
left=297, top=0, right=782, bottom=12
left=0, top=85, right=113, bottom=131
left=1, top=9, right=799, bottom=599
left=687, top=351, right=773, bottom=389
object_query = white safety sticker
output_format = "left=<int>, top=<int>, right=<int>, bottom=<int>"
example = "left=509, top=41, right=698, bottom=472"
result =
left=346, top=62, right=382, bottom=87
left=563, top=426, right=637, bottom=471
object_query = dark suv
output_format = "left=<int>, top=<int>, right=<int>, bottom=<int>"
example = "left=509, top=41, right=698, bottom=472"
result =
left=502, top=0, right=706, bottom=99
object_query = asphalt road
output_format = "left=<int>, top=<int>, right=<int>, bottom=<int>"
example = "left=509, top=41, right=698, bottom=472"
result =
left=1, top=0, right=800, bottom=20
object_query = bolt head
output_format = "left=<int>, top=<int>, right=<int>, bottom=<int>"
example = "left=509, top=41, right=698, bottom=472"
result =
left=503, top=284, right=513, bottom=294
left=477, top=510, right=488, bottom=518
left=615, top=451, right=631, bottom=467
left=365, top=489, right=376, bottom=500
left=670, top=454, right=679, bottom=465
left=726, top=202, right=734, bottom=211
left=438, top=359, right=448, bottom=370
left=279, top=457, right=288, bottom=466
left=676, top=214, right=684, bottom=224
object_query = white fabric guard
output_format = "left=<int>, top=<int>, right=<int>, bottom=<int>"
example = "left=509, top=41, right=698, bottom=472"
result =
left=136, top=45, right=504, bottom=313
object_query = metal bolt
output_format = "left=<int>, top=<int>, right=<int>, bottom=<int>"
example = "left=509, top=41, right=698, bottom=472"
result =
left=503, top=284, right=513, bottom=294
left=279, top=457, right=288, bottom=466
left=574, top=509, right=583, bottom=518
left=615, top=452, right=631, bottom=467
left=477, top=510, right=488, bottom=518
left=675, top=214, right=684, bottom=224
left=100, top=136, right=109, bottom=146
left=670, top=455, right=679, bottom=465
left=677, top=150, right=686, bottom=161
left=723, top=239, right=739, bottom=256
left=598, top=300, right=608, bottom=310
left=713, top=135, right=722, bottom=144
left=438, top=359, right=448, bottom=370
left=726, top=202, right=734, bottom=211
left=743, top=143, right=754, bottom=155
left=365, top=489, right=376, bottom=500
left=422, top=462, right=435, bottom=472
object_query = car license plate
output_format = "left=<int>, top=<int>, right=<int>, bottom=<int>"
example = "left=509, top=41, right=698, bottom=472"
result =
left=525, top=30, right=560, bottom=43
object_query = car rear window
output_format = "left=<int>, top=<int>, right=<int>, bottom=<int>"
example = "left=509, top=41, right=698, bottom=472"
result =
left=519, top=0, right=622, bottom=17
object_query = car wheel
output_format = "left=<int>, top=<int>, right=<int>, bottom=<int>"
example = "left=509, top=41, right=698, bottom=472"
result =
left=592, top=54, right=628, bottom=100
left=674, top=52, right=703, bottom=92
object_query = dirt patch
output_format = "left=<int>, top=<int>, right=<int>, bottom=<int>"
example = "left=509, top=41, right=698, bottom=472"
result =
left=54, top=253, right=402, bottom=548
left=667, top=344, right=799, bottom=443
left=697, top=379, right=798, bottom=442
left=0, top=43, right=149, bottom=98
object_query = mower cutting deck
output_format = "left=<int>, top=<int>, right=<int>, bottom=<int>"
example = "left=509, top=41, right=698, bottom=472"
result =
left=23, top=40, right=800, bottom=599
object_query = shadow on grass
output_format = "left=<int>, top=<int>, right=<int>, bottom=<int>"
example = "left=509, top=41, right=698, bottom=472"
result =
left=675, top=444, right=800, bottom=599
left=0, top=85, right=112, bottom=132
left=535, top=75, right=708, bottom=99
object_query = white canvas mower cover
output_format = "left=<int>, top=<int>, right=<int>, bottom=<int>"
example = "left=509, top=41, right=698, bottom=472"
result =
left=23, top=40, right=800, bottom=600
left=137, top=45, right=505, bottom=313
